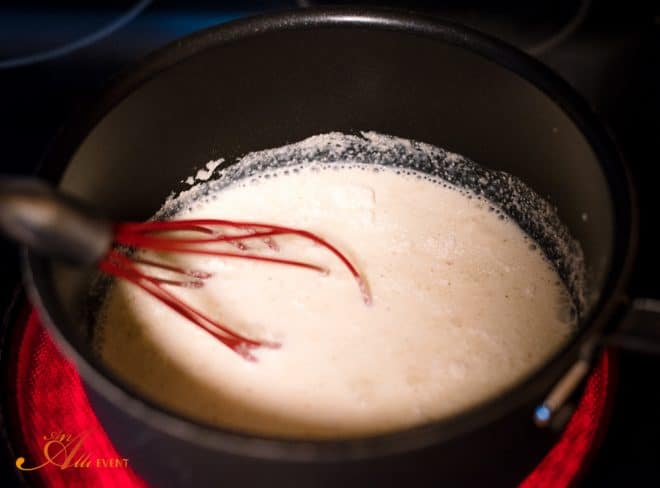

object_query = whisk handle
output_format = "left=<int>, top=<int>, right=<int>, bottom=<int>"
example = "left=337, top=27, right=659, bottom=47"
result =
left=0, top=178, right=113, bottom=266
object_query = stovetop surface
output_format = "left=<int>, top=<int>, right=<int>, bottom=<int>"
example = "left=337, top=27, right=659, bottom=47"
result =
left=1, top=1, right=659, bottom=485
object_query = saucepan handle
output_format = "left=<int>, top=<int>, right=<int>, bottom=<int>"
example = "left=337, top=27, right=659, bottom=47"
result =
left=604, top=298, right=660, bottom=354
left=535, top=297, right=660, bottom=429
left=0, top=177, right=113, bottom=266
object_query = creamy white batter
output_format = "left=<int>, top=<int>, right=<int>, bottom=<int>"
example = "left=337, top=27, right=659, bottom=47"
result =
left=96, top=164, right=574, bottom=438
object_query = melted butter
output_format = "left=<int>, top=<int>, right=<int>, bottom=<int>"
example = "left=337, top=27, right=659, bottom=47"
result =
left=96, top=164, right=574, bottom=439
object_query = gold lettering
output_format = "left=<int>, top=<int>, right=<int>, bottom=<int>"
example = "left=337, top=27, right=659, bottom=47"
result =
left=16, top=431, right=128, bottom=472
left=74, top=452, right=92, bottom=468
left=15, top=457, right=48, bottom=472
left=16, top=431, right=91, bottom=471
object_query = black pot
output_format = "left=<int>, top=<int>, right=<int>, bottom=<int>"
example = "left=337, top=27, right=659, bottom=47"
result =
left=23, top=8, right=644, bottom=487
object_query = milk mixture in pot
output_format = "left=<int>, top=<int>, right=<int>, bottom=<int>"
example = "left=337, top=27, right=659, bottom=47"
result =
left=96, top=141, right=579, bottom=439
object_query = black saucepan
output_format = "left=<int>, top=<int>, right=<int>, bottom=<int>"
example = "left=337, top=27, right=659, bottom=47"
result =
left=17, top=7, right=651, bottom=487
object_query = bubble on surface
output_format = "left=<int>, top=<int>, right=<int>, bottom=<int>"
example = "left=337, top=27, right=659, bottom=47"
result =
left=156, top=131, right=586, bottom=317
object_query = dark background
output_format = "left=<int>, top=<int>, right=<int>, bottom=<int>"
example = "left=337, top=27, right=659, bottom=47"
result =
left=1, top=1, right=659, bottom=485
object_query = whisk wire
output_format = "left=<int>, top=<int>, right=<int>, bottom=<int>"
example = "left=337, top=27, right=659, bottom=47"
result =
left=101, top=219, right=370, bottom=360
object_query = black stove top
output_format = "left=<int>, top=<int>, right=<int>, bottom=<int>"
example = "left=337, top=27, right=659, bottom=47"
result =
left=1, top=1, right=659, bottom=485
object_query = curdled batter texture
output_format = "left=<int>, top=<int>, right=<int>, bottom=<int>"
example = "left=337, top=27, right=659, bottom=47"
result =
left=96, top=164, right=575, bottom=439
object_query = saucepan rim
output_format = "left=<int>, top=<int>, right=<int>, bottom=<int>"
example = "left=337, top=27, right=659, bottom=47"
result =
left=23, top=7, right=637, bottom=462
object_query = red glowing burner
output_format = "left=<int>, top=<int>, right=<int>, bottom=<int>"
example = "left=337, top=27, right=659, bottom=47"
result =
left=8, top=310, right=614, bottom=487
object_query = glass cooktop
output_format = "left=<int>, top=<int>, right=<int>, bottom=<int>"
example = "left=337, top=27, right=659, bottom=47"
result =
left=0, top=1, right=658, bottom=485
